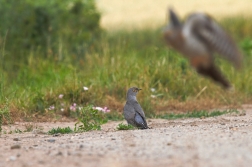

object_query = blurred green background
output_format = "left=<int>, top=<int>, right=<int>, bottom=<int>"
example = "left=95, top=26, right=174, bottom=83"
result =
left=0, top=0, right=252, bottom=122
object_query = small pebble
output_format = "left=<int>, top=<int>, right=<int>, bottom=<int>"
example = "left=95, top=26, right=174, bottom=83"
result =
left=9, top=156, right=17, bottom=161
left=13, top=138, right=20, bottom=141
left=129, top=144, right=135, bottom=147
left=11, top=145, right=21, bottom=149
left=47, top=139, right=56, bottom=143
left=56, top=151, right=63, bottom=156
left=38, top=160, right=45, bottom=164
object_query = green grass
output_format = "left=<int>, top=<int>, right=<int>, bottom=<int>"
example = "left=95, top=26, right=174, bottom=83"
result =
left=74, top=105, right=108, bottom=132
left=48, top=126, right=73, bottom=135
left=116, top=123, right=135, bottom=130
left=0, top=16, right=252, bottom=122
left=0, top=100, right=11, bottom=132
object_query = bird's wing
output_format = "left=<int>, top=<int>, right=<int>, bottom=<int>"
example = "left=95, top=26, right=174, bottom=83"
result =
left=135, top=112, right=148, bottom=129
left=132, top=101, right=146, bottom=118
left=189, top=13, right=242, bottom=68
left=132, top=101, right=148, bottom=128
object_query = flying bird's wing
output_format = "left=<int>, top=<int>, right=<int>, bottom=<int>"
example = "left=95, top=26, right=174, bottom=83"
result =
left=189, top=13, right=242, bottom=68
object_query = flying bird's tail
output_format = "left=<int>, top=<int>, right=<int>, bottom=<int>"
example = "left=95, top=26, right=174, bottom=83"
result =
left=196, top=64, right=231, bottom=89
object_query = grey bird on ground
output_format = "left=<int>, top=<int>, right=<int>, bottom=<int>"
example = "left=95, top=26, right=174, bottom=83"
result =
left=123, top=87, right=149, bottom=129
left=163, top=9, right=243, bottom=90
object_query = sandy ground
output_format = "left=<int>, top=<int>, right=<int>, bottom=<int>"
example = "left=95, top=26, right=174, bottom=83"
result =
left=1, top=105, right=252, bottom=167
left=96, top=0, right=252, bottom=30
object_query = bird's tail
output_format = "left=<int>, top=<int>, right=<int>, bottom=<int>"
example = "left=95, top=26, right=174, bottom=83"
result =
left=196, top=64, right=231, bottom=89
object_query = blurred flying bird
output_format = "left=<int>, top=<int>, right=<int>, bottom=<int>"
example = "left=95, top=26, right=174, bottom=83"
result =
left=163, top=9, right=242, bottom=89
left=123, top=87, right=149, bottom=129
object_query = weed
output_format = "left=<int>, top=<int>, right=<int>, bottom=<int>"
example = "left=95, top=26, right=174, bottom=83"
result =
left=116, top=123, right=135, bottom=130
left=48, top=126, right=73, bottom=135
left=23, top=123, right=35, bottom=132
left=14, top=129, right=22, bottom=133
left=74, top=105, right=108, bottom=132
left=0, top=100, right=11, bottom=132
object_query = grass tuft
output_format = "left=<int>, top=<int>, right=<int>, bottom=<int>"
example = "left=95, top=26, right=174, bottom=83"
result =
left=48, top=126, right=73, bottom=135
left=116, top=123, right=135, bottom=130
left=0, top=100, right=11, bottom=132
left=74, top=105, right=108, bottom=132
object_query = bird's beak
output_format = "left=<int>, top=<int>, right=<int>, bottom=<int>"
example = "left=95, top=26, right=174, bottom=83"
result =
left=138, top=88, right=142, bottom=91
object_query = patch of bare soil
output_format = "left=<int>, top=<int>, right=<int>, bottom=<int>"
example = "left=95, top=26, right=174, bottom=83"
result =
left=1, top=105, right=252, bottom=167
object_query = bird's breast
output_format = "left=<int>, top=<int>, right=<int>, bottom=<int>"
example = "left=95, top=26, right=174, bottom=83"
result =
left=182, top=25, right=209, bottom=58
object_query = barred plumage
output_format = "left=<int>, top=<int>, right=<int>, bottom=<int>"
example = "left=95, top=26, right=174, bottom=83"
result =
left=164, top=9, right=242, bottom=89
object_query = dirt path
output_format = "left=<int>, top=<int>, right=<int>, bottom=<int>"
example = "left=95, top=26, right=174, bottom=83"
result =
left=1, top=105, right=252, bottom=167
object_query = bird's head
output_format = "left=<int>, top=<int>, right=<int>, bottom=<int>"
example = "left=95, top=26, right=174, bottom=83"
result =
left=127, top=87, right=142, bottom=99
left=163, top=8, right=183, bottom=49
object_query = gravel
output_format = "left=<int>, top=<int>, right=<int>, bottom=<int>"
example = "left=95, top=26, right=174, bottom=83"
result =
left=1, top=105, right=252, bottom=167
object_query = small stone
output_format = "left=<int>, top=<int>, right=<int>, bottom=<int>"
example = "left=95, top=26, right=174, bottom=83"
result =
left=38, top=160, right=45, bottom=164
left=129, top=144, right=135, bottom=147
left=167, top=142, right=172, bottom=146
left=56, top=151, right=63, bottom=156
left=239, top=113, right=246, bottom=116
left=11, top=145, right=21, bottom=149
left=13, top=138, right=20, bottom=141
left=9, top=156, right=17, bottom=161
left=47, top=139, right=56, bottom=143
left=111, top=138, right=116, bottom=140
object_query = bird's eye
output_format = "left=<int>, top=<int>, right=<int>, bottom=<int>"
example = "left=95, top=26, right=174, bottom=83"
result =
left=132, top=89, right=137, bottom=92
